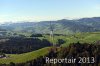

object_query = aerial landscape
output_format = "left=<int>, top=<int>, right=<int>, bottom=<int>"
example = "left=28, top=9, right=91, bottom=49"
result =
left=0, top=0, right=100, bottom=66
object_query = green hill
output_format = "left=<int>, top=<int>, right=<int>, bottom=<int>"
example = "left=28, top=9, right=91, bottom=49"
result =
left=62, top=32, right=100, bottom=46
left=0, top=47, right=50, bottom=64
left=1, top=17, right=100, bottom=34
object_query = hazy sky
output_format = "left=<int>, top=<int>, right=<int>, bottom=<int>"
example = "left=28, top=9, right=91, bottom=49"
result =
left=0, top=0, right=100, bottom=23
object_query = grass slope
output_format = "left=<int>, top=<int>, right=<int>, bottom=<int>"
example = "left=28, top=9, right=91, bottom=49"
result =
left=38, top=32, right=100, bottom=46
left=0, top=47, right=50, bottom=64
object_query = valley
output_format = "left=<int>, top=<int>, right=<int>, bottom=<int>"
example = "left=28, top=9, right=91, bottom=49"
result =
left=0, top=17, right=100, bottom=66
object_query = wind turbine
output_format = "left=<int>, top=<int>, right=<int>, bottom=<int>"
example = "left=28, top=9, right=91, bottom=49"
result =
left=50, top=22, right=55, bottom=46
left=50, top=22, right=58, bottom=53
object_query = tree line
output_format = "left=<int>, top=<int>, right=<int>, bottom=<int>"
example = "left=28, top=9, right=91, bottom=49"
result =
left=0, top=37, right=51, bottom=54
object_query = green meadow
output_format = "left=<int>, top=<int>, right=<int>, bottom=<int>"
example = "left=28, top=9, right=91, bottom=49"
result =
left=0, top=47, right=50, bottom=64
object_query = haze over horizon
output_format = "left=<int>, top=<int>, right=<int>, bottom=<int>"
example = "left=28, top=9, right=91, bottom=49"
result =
left=0, top=0, right=100, bottom=23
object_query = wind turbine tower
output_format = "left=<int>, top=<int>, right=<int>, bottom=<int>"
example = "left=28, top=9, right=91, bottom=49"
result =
left=50, top=22, right=55, bottom=46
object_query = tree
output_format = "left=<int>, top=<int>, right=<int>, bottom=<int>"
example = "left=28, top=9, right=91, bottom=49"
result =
left=30, top=34, right=43, bottom=37
left=9, top=62, right=15, bottom=66
left=57, top=39, right=65, bottom=45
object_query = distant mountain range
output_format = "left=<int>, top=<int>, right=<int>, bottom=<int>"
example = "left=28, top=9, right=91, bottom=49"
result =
left=0, top=17, right=100, bottom=34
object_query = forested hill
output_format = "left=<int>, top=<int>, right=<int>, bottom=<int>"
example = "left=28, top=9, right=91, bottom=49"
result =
left=0, top=17, right=100, bottom=34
